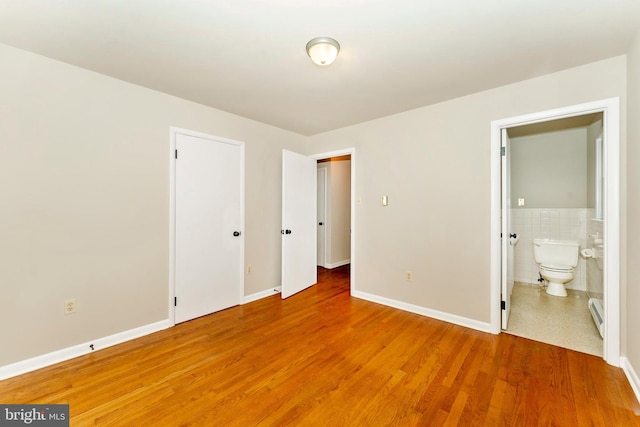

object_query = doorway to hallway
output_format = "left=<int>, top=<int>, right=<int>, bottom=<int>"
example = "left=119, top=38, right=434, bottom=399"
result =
left=313, top=149, right=356, bottom=295
left=316, top=155, right=351, bottom=270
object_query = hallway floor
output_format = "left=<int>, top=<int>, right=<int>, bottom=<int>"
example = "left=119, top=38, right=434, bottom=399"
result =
left=505, top=282, right=603, bottom=357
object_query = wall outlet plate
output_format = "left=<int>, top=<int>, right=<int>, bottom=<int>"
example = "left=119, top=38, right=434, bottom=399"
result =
left=64, top=299, right=76, bottom=314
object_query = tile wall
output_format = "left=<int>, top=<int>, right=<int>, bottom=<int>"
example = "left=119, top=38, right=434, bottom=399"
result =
left=586, top=209, right=604, bottom=300
left=510, top=208, right=587, bottom=291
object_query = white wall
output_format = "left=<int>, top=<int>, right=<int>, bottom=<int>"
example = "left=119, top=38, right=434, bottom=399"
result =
left=510, top=128, right=588, bottom=208
left=308, top=56, right=627, bottom=325
left=0, top=43, right=307, bottom=366
left=626, top=31, right=640, bottom=387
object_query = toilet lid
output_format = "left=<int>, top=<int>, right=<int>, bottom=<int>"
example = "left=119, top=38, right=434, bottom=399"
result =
left=541, top=264, right=573, bottom=272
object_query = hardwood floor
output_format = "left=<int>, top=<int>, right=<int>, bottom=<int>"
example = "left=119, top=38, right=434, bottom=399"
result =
left=1, top=265, right=639, bottom=426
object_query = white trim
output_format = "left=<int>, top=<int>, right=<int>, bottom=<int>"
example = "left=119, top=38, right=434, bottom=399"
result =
left=325, top=259, right=351, bottom=269
left=490, top=98, right=621, bottom=366
left=170, top=128, right=177, bottom=324
left=0, top=320, right=171, bottom=381
left=310, top=148, right=356, bottom=296
left=243, top=287, right=281, bottom=304
left=352, top=291, right=492, bottom=333
left=621, top=357, right=640, bottom=405
left=169, top=127, right=245, bottom=326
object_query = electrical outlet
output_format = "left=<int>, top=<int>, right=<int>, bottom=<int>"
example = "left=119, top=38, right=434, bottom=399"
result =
left=406, top=271, right=412, bottom=281
left=64, top=299, right=76, bottom=315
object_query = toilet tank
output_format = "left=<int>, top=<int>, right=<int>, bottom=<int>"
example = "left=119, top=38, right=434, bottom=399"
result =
left=533, top=239, right=579, bottom=267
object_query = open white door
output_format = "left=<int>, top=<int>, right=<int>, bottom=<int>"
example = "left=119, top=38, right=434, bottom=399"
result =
left=501, top=128, right=513, bottom=329
left=317, top=167, right=327, bottom=267
left=282, top=150, right=317, bottom=299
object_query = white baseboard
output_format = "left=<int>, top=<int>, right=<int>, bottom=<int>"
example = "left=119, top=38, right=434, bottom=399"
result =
left=351, top=290, right=492, bottom=333
left=243, top=286, right=282, bottom=304
left=621, top=357, right=640, bottom=405
left=0, top=319, right=172, bottom=381
left=325, top=259, right=350, bottom=269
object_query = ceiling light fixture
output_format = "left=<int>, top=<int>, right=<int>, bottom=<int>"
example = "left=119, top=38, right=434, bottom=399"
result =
left=306, top=37, right=340, bottom=66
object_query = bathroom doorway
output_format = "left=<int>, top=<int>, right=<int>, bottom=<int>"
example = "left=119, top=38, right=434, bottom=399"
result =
left=504, top=113, right=604, bottom=357
left=490, top=98, right=621, bottom=365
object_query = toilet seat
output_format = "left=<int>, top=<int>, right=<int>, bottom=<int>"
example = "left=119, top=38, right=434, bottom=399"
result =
left=540, top=264, right=573, bottom=273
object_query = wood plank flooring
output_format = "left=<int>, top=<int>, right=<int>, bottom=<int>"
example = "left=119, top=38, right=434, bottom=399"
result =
left=1, top=265, right=639, bottom=426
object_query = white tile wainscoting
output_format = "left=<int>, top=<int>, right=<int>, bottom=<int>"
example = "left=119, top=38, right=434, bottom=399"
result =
left=586, top=209, right=604, bottom=300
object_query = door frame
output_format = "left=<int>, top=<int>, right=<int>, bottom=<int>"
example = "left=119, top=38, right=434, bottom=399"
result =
left=311, top=148, right=356, bottom=294
left=169, top=127, right=245, bottom=325
left=490, top=98, right=620, bottom=366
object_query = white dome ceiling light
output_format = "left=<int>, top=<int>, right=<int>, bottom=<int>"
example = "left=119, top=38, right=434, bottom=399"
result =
left=306, top=37, right=340, bottom=66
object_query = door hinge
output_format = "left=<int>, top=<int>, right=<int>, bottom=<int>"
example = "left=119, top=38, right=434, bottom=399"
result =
left=500, top=146, right=506, bottom=156
left=501, top=300, right=506, bottom=310
left=175, top=149, right=178, bottom=159
left=174, top=297, right=177, bottom=307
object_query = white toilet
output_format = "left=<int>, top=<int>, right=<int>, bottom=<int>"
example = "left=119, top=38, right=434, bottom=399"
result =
left=533, top=239, right=580, bottom=297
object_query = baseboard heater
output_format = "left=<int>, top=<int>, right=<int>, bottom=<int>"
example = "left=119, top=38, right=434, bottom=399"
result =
left=588, top=298, right=604, bottom=338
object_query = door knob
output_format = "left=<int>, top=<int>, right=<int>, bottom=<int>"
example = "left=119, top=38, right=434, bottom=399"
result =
left=509, top=233, right=517, bottom=238
left=233, top=231, right=241, bottom=237
left=286, top=229, right=292, bottom=234
left=319, top=222, right=324, bottom=226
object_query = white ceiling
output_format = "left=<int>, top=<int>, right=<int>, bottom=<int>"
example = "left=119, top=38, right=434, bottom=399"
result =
left=1, top=1, right=639, bottom=136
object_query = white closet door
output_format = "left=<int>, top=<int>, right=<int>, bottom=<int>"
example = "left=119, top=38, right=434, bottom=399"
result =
left=175, top=132, right=243, bottom=323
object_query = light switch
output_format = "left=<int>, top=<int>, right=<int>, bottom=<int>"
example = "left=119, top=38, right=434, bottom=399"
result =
left=518, top=198, right=525, bottom=207
left=381, top=195, right=388, bottom=206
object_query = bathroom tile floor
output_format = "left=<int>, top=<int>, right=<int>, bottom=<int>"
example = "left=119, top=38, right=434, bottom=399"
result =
left=505, top=282, right=603, bottom=357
